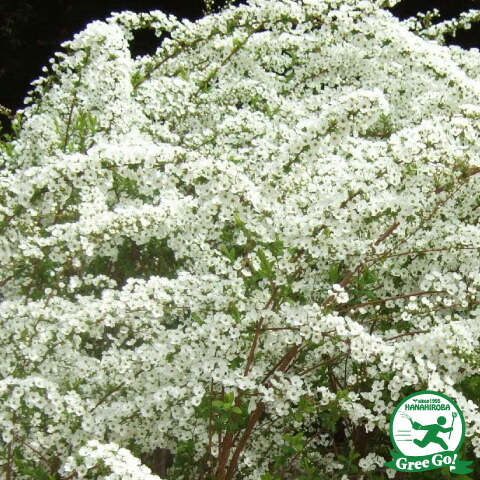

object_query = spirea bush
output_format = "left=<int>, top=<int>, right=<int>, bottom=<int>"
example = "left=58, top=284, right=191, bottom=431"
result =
left=1, top=0, right=480, bottom=478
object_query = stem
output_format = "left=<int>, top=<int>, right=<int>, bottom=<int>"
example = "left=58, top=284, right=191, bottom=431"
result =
left=298, top=353, right=348, bottom=377
left=90, top=383, right=125, bottom=411
left=14, top=436, right=53, bottom=467
left=279, top=428, right=323, bottom=478
left=208, top=380, right=214, bottom=478
left=374, top=221, right=400, bottom=246
left=6, top=412, right=16, bottom=480
left=198, top=22, right=265, bottom=93
left=244, top=284, right=278, bottom=376
left=224, top=402, right=265, bottom=480
left=434, top=166, right=480, bottom=194
left=338, top=290, right=447, bottom=314
left=6, top=441, right=12, bottom=480
left=371, top=245, right=477, bottom=261
left=216, top=430, right=234, bottom=480
left=59, top=473, right=78, bottom=480
left=384, top=330, right=423, bottom=341
left=63, top=98, right=77, bottom=151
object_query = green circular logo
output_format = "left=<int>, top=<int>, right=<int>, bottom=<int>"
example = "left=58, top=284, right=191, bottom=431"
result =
left=390, top=390, right=465, bottom=456
left=385, top=390, right=472, bottom=475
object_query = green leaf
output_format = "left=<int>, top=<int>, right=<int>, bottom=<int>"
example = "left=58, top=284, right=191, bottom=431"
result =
left=233, top=212, right=245, bottom=228
left=233, top=37, right=243, bottom=49
left=257, top=248, right=273, bottom=277
left=191, top=312, right=204, bottom=324
left=328, top=264, right=340, bottom=283
left=229, top=356, right=243, bottom=368
left=220, top=244, right=236, bottom=263
left=229, top=304, right=241, bottom=323
left=293, top=442, right=303, bottom=452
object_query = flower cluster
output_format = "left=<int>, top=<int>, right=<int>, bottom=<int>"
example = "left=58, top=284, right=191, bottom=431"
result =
left=64, top=440, right=161, bottom=480
left=0, top=0, right=479, bottom=478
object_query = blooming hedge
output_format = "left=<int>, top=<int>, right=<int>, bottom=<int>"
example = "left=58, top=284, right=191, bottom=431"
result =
left=0, top=0, right=480, bottom=478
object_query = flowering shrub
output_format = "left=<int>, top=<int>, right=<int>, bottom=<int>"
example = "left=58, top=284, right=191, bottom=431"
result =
left=1, top=0, right=480, bottom=478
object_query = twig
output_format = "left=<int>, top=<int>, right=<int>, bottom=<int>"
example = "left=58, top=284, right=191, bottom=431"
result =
left=337, top=290, right=447, bottom=314
left=279, top=428, right=323, bottom=478
left=370, top=245, right=477, bottom=261
left=374, top=221, right=400, bottom=246
left=298, top=353, right=348, bottom=377
left=224, top=402, right=265, bottom=480
left=384, top=330, right=424, bottom=341
left=244, top=284, right=278, bottom=376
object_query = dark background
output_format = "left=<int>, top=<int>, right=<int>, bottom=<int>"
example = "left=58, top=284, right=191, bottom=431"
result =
left=0, top=0, right=480, bottom=117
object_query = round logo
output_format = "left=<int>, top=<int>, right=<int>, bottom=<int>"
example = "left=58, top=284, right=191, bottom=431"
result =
left=390, top=391, right=465, bottom=457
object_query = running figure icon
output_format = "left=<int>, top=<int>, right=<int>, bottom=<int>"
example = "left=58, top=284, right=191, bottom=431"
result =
left=402, top=414, right=454, bottom=450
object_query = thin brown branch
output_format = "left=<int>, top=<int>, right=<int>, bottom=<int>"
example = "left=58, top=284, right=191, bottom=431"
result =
left=260, top=326, right=300, bottom=332
left=374, top=221, right=400, bottom=246
left=434, top=167, right=480, bottom=194
left=384, top=330, right=425, bottom=341
left=298, top=353, right=348, bottom=377
left=224, top=402, right=265, bottom=480
left=6, top=440, right=12, bottom=480
left=90, top=383, right=125, bottom=411
left=59, top=473, right=78, bottom=480
left=244, top=285, right=279, bottom=376
left=217, top=430, right=234, bottom=480
left=279, top=428, right=323, bottom=478
left=371, top=245, right=477, bottom=261
left=14, top=436, right=53, bottom=467
left=0, top=275, right=14, bottom=289
left=198, top=22, right=265, bottom=94
left=338, top=290, right=447, bottom=314
left=6, top=412, right=15, bottom=480
left=63, top=99, right=76, bottom=151
left=208, top=379, right=214, bottom=478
